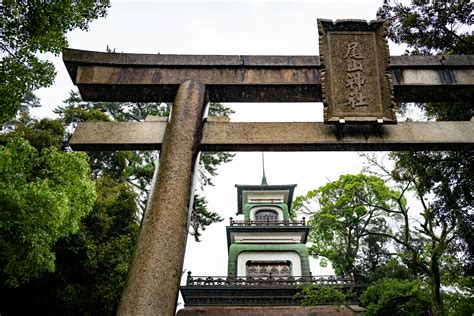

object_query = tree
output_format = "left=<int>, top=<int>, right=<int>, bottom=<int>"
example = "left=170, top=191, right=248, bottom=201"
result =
left=295, top=170, right=468, bottom=316
left=292, top=174, right=395, bottom=281
left=0, top=113, right=138, bottom=315
left=191, top=195, right=224, bottom=242
left=0, top=175, right=139, bottom=316
left=377, top=0, right=473, bottom=55
left=294, top=284, right=346, bottom=307
left=0, top=0, right=109, bottom=124
left=377, top=0, right=474, bottom=277
left=377, top=0, right=473, bottom=120
left=360, top=278, right=431, bottom=316
left=0, top=134, right=95, bottom=287
left=47, top=176, right=139, bottom=315
left=389, top=151, right=474, bottom=274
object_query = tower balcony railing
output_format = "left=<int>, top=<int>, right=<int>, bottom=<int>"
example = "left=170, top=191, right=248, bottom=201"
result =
left=229, top=217, right=306, bottom=226
left=185, top=272, right=359, bottom=287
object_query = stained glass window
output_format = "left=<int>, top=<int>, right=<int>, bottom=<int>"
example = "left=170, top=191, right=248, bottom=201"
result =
left=246, top=260, right=292, bottom=277
left=254, top=209, right=278, bottom=221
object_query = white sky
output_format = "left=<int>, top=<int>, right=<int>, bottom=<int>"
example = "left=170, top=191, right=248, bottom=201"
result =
left=32, top=0, right=410, bottom=290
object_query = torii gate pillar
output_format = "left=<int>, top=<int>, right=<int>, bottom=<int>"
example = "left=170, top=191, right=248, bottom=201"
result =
left=117, top=80, right=208, bottom=315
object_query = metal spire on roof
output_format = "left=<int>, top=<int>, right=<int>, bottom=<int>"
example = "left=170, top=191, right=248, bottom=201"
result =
left=261, top=152, right=268, bottom=185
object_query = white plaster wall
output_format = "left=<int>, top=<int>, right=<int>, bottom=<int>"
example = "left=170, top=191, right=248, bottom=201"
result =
left=249, top=206, right=283, bottom=221
left=243, top=190, right=289, bottom=205
left=233, top=232, right=304, bottom=243
left=247, top=192, right=285, bottom=203
left=237, top=251, right=301, bottom=276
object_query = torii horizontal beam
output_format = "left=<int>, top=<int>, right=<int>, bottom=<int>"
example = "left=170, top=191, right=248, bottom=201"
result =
left=70, top=119, right=474, bottom=152
left=63, top=48, right=474, bottom=103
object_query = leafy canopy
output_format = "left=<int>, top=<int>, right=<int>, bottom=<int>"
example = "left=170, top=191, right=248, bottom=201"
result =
left=360, top=278, right=431, bottom=316
left=293, top=174, right=398, bottom=278
left=0, top=0, right=109, bottom=124
left=294, top=284, right=346, bottom=307
left=49, top=176, right=139, bottom=315
left=378, top=0, right=473, bottom=55
left=378, top=0, right=474, bottom=278
left=0, top=137, right=95, bottom=286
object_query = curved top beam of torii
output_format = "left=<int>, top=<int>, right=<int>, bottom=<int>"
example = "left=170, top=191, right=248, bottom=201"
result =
left=63, top=48, right=474, bottom=104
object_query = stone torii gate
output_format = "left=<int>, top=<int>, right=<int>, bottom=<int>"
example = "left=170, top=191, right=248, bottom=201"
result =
left=63, top=20, right=474, bottom=315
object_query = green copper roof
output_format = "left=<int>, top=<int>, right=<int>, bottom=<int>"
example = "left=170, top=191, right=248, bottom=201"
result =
left=235, top=184, right=296, bottom=215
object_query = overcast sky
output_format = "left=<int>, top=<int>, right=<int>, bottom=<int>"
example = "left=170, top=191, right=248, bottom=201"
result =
left=33, top=1, right=410, bottom=286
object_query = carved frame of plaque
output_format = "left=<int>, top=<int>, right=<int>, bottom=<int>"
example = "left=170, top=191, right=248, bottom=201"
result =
left=318, top=19, right=396, bottom=124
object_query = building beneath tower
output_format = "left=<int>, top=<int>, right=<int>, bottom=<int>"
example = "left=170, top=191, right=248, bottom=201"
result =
left=178, top=178, right=362, bottom=315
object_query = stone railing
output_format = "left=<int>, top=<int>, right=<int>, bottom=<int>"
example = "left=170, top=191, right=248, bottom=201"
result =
left=185, top=272, right=358, bottom=287
left=229, top=218, right=306, bottom=226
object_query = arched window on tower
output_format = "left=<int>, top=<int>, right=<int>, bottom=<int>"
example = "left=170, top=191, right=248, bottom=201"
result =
left=254, top=209, right=278, bottom=222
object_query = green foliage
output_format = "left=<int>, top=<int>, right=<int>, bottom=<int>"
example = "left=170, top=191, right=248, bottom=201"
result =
left=391, top=151, right=472, bottom=221
left=360, top=278, right=431, bottom=316
left=423, top=102, right=473, bottom=122
left=0, top=113, right=138, bottom=313
left=208, top=101, right=235, bottom=117
left=297, top=166, right=471, bottom=315
left=293, top=174, right=397, bottom=279
left=56, top=91, right=169, bottom=123
left=294, top=284, right=346, bottom=306
left=199, top=151, right=234, bottom=187
left=378, top=4, right=473, bottom=314
left=363, top=152, right=470, bottom=316
left=49, top=176, right=139, bottom=315
left=0, top=176, right=139, bottom=315
left=377, top=0, right=473, bottom=55
left=391, top=150, right=473, bottom=273
left=0, top=1, right=110, bottom=124
left=190, top=195, right=224, bottom=242
left=1, top=113, right=65, bottom=150
left=443, top=291, right=474, bottom=316
left=0, top=52, right=55, bottom=124
left=377, top=0, right=474, bottom=121
left=360, top=257, right=413, bottom=285
left=0, top=91, right=233, bottom=311
left=0, top=137, right=95, bottom=286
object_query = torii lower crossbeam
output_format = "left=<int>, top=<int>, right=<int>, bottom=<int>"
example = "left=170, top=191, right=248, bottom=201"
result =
left=70, top=120, right=474, bottom=152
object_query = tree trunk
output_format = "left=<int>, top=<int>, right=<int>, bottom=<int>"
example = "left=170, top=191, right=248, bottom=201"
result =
left=429, top=256, right=444, bottom=316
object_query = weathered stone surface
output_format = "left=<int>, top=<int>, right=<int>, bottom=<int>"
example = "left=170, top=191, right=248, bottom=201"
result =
left=70, top=121, right=167, bottom=150
left=63, top=48, right=243, bottom=66
left=318, top=19, right=396, bottom=124
left=241, top=55, right=319, bottom=66
left=69, top=121, right=474, bottom=152
left=62, top=48, right=474, bottom=103
left=116, top=80, right=208, bottom=316
left=389, top=55, right=474, bottom=67
left=144, top=115, right=168, bottom=122
left=75, top=66, right=319, bottom=85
